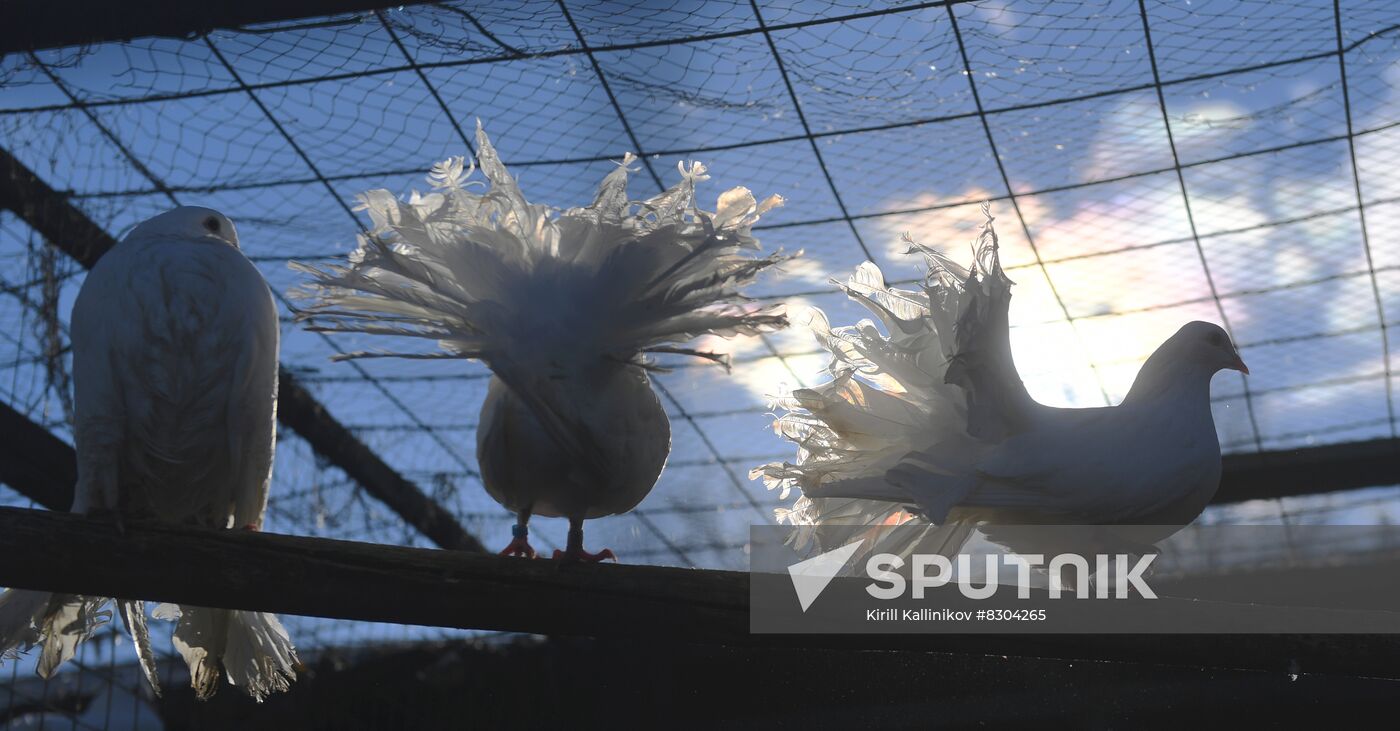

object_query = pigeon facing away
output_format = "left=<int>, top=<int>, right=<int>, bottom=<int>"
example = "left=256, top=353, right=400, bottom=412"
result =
left=0, top=207, right=298, bottom=701
left=294, top=123, right=793, bottom=562
left=753, top=205, right=1247, bottom=560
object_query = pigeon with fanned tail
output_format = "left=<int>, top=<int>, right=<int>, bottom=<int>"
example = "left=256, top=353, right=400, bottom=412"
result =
left=0, top=207, right=298, bottom=701
left=752, top=204, right=1247, bottom=562
left=293, top=123, right=794, bottom=562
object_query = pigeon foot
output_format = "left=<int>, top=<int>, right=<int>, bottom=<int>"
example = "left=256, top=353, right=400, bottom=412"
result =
left=500, top=522, right=537, bottom=558
left=500, top=536, right=538, bottom=558
left=552, top=547, right=616, bottom=563
left=555, top=520, right=616, bottom=562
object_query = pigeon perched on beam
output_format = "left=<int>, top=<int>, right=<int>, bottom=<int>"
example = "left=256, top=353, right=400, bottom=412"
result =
left=294, top=123, right=794, bottom=562
left=753, top=204, right=1246, bottom=560
left=0, top=207, right=298, bottom=701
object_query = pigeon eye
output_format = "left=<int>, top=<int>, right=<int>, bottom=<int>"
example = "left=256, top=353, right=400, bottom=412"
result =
left=203, top=217, right=221, bottom=234
left=1208, top=331, right=1225, bottom=346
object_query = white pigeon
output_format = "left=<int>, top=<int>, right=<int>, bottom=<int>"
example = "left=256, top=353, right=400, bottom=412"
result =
left=753, top=205, right=1247, bottom=561
left=293, top=123, right=793, bottom=562
left=0, top=206, right=298, bottom=701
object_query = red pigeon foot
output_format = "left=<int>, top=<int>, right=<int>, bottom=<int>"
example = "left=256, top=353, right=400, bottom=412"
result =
left=553, top=547, right=617, bottom=563
left=499, top=536, right=537, bottom=558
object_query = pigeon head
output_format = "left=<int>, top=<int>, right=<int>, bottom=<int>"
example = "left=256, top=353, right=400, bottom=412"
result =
left=128, top=206, right=239, bottom=249
left=1124, top=321, right=1247, bottom=403
left=1169, top=321, right=1249, bottom=375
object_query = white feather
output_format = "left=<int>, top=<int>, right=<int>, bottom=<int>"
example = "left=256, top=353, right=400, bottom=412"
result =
left=0, top=206, right=295, bottom=700
left=757, top=204, right=1239, bottom=559
left=294, top=123, right=795, bottom=538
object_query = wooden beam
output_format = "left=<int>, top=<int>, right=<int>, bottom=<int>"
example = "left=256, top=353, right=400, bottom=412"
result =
left=2, top=507, right=1398, bottom=679
left=0, top=403, right=73, bottom=511
left=0, top=147, right=484, bottom=553
left=0, top=0, right=439, bottom=55
left=275, top=370, right=482, bottom=552
left=1216, top=437, right=1400, bottom=504
left=0, top=151, right=110, bottom=269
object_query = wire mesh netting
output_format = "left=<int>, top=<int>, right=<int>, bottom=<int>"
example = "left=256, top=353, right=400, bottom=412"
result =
left=3, top=0, right=1400, bottom=726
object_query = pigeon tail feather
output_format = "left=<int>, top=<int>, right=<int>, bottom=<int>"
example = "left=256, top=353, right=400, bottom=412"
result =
left=0, top=589, right=112, bottom=678
left=120, top=599, right=162, bottom=696
left=156, top=603, right=298, bottom=703
left=940, top=204, right=1038, bottom=441
left=754, top=204, right=1011, bottom=554
left=292, top=124, right=795, bottom=381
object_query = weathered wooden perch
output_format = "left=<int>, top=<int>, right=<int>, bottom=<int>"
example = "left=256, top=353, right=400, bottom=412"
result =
left=1, top=507, right=1399, bottom=679
left=0, top=0, right=442, bottom=55
left=1217, top=436, right=1400, bottom=503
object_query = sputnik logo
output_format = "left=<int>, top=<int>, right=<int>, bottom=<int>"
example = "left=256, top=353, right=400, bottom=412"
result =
left=787, top=539, right=865, bottom=612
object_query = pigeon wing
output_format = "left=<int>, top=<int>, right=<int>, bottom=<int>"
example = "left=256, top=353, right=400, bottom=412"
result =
left=223, top=253, right=280, bottom=531
left=968, top=406, right=1219, bottom=523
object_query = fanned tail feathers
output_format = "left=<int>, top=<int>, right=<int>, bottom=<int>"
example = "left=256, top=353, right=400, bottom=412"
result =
left=939, top=205, right=1037, bottom=441
left=292, top=122, right=795, bottom=377
left=753, top=204, right=1010, bottom=554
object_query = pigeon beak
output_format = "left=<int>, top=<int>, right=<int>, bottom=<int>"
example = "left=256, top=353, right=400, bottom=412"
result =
left=1229, top=352, right=1249, bottom=375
